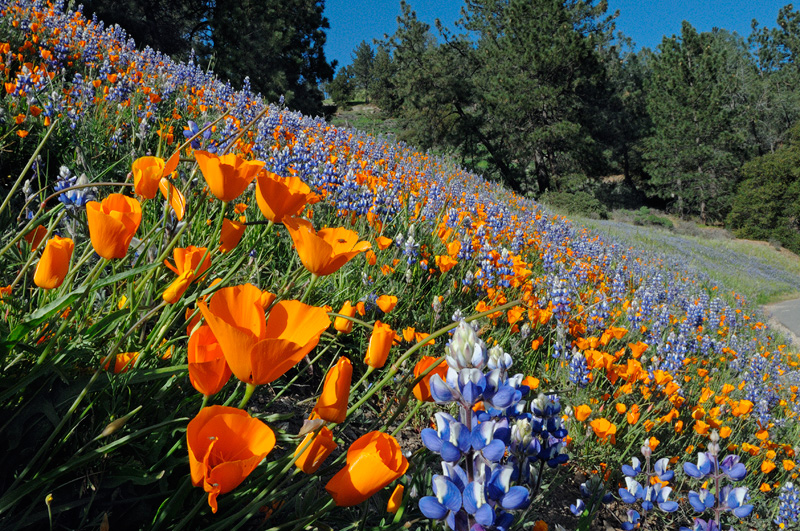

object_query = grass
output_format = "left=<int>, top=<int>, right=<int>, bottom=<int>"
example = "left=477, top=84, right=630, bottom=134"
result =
left=575, top=214, right=800, bottom=305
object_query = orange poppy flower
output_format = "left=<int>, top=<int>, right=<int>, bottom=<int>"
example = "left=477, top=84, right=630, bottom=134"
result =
left=376, top=295, right=398, bottom=313
left=284, top=217, right=371, bottom=277
left=187, top=405, right=275, bottom=513
left=325, top=431, right=409, bottom=506
left=255, top=171, right=316, bottom=223
left=626, top=404, right=641, bottom=425
left=412, top=356, right=447, bottom=402
left=435, top=255, right=458, bottom=273
left=387, top=484, right=404, bottom=514
left=313, top=357, right=352, bottom=423
left=590, top=418, right=617, bottom=443
left=575, top=404, right=592, bottom=422
left=295, top=426, right=337, bottom=474
left=365, top=320, right=395, bottom=369
left=102, top=352, right=139, bottom=373
left=188, top=326, right=232, bottom=396
left=86, top=194, right=142, bottom=259
left=33, top=235, right=74, bottom=289
left=628, top=341, right=648, bottom=359
left=194, top=150, right=264, bottom=202
left=132, top=153, right=178, bottom=199
left=522, top=375, right=540, bottom=390
left=376, top=236, right=393, bottom=250
left=761, top=460, right=776, bottom=474
left=615, top=403, right=627, bottom=414
left=219, top=218, right=245, bottom=253
left=198, top=283, right=330, bottom=385
left=23, top=224, right=48, bottom=250
left=334, top=301, right=356, bottom=333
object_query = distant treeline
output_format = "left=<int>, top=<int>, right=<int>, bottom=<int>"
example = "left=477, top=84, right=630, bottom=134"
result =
left=328, top=1, right=800, bottom=252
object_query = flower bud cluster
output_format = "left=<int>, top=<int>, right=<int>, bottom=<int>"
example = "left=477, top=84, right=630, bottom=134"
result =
left=419, top=320, right=569, bottom=531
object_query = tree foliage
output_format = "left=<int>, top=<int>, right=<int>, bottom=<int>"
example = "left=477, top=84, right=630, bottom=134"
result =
left=83, top=0, right=334, bottom=115
left=642, top=23, right=753, bottom=222
left=727, top=125, right=800, bottom=253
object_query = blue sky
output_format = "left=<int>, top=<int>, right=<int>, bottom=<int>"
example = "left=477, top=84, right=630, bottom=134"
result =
left=323, top=0, right=789, bottom=69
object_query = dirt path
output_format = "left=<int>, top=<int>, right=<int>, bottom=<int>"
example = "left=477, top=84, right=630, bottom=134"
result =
left=763, top=298, right=800, bottom=345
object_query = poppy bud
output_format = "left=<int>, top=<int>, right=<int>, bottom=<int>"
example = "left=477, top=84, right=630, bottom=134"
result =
left=86, top=194, right=142, bottom=259
left=33, top=235, right=74, bottom=289
left=294, top=426, right=336, bottom=474
left=334, top=301, right=356, bottom=333
left=313, top=357, right=352, bottom=423
left=365, top=321, right=394, bottom=369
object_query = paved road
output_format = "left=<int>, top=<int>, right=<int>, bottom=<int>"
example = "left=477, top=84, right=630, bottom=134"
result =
left=763, top=298, right=800, bottom=344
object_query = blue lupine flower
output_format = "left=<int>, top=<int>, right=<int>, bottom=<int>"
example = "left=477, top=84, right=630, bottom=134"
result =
left=688, top=489, right=716, bottom=513
left=419, top=475, right=462, bottom=521
left=620, top=509, right=640, bottom=530
left=775, top=481, right=800, bottom=528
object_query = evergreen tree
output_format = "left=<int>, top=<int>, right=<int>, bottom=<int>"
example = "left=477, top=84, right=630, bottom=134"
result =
left=643, top=23, right=753, bottom=221
left=82, top=0, right=208, bottom=59
left=203, top=0, right=334, bottom=115
left=371, top=44, right=399, bottom=113
left=327, top=65, right=356, bottom=107
left=351, top=41, right=374, bottom=102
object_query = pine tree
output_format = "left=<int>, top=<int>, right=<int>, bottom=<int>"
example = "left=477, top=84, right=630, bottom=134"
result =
left=351, top=41, right=374, bottom=102
left=643, top=23, right=753, bottom=221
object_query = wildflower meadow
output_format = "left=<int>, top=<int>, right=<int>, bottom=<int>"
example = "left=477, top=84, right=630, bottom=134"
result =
left=1, top=1, right=799, bottom=530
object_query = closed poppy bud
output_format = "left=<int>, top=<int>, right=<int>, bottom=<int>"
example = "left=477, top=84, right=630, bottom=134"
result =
left=255, top=171, right=315, bottom=223
left=187, top=405, right=275, bottom=513
left=412, top=356, right=447, bottom=402
left=34, top=235, right=74, bottom=289
left=387, top=484, right=404, bottom=514
left=313, top=357, right=352, bottom=423
left=219, top=218, right=245, bottom=253
left=188, top=326, right=232, bottom=396
left=195, top=150, right=264, bottom=202
left=376, top=295, right=397, bottom=313
left=325, top=431, right=408, bottom=506
left=295, top=426, right=336, bottom=474
left=365, top=321, right=394, bottom=369
left=163, top=270, right=194, bottom=304
left=334, top=301, right=356, bottom=333
left=86, top=194, right=142, bottom=259
left=132, top=156, right=166, bottom=199
left=284, top=217, right=371, bottom=277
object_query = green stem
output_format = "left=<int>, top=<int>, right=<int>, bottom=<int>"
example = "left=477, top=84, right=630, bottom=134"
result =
left=0, top=118, right=59, bottom=219
left=299, top=273, right=319, bottom=304
left=9, top=211, right=67, bottom=291
left=238, top=383, right=257, bottom=409
left=36, top=257, right=108, bottom=365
